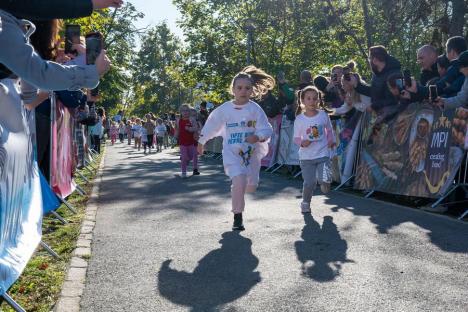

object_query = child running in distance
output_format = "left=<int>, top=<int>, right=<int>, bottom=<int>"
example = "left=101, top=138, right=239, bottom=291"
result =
left=197, top=66, right=274, bottom=231
left=118, top=121, right=125, bottom=143
left=140, top=124, right=149, bottom=154
left=155, top=118, right=166, bottom=152
left=176, top=104, right=200, bottom=177
left=110, top=121, right=118, bottom=145
left=126, top=120, right=133, bottom=145
left=293, top=85, right=336, bottom=214
left=133, top=118, right=143, bottom=151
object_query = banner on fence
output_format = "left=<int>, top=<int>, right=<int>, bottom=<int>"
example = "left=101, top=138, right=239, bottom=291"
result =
left=261, top=114, right=282, bottom=167
left=277, top=115, right=299, bottom=166
left=204, top=136, right=223, bottom=154
left=354, top=102, right=467, bottom=198
left=51, top=97, right=76, bottom=198
left=330, top=111, right=364, bottom=183
left=0, top=79, right=43, bottom=295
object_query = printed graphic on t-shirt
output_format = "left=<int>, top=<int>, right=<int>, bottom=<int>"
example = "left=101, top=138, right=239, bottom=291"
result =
left=305, top=124, right=324, bottom=141
left=239, top=145, right=255, bottom=166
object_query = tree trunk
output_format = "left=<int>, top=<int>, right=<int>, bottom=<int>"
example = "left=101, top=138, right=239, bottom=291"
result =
left=361, top=0, right=374, bottom=48
left=449, top=0, right=466, bottom=36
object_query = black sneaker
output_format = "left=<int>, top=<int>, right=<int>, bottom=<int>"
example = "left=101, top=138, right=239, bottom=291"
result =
left=193, top=169, right=200, bottom=175
left=232, top=213, right=245, bottom=231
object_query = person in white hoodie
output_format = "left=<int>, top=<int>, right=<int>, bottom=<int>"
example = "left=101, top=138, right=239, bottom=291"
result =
left=197, top=66, right=274, bottom=231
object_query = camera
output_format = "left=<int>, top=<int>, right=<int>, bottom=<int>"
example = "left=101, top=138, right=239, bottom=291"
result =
left=403, top=69, right=412, bottom=88
left=396, top=78, right=405, bottom=92
left=65, top=25, right=81, bottom=55
left=429, top=85, right=438, bottom=101
left=343, top=67, right=351, bottom=81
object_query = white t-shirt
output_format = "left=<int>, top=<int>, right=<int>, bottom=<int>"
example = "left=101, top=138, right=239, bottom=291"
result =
left=156, top=124, right=167, bottom=136
left=199, top=100, right=273, bottom=168
left=293, top=111, right=335, bottom=160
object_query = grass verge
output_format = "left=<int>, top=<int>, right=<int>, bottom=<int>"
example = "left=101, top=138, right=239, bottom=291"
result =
left=1, top=151, right=103, bottom=312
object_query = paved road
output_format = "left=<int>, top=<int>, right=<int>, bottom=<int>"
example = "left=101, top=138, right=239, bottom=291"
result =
left=81, top=143, right=468, bottom=312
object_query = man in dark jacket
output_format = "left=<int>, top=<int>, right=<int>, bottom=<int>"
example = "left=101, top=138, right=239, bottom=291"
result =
left=353, top=45, right=402, bottom=114
left=0, top=0, right=122, bottom=20
left=417, top=45, right=439, bottom=86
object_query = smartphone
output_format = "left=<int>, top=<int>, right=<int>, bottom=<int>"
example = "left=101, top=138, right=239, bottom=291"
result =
left=396, top=78, right=405, bottom=92
left=429, top=85, right=438, bottom=101
left=343, top=67, right=351, bottom=81
left=86, top=32, right=103, bottom=65
left=65, top=25, right=81, bottom=54
left=403, top=69, right=412, bottom=88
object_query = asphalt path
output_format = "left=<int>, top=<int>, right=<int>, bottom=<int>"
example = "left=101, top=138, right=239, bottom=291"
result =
left=81, top=143, right=468, bottom=312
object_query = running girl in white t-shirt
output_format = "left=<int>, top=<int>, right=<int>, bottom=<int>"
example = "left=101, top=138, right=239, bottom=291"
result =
left=293, top=85, right=336, bottom=214
left=197, top=66, right=274, bottom=230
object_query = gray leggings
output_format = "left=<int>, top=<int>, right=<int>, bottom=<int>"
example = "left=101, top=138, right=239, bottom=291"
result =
left=300, top=157, right=331, bottom=203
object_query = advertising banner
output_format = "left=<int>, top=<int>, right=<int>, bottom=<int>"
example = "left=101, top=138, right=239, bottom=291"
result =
left=330, top=111, right=364, bottom=183
left=354, top=102, right=467, bottom=197
left=277, top=115, right=300, bottom=166
left=261, top=114, right=282, bottom=167
left=50, top=97, right=76, bottom=199
left=0, top=79, right=42, bottom=295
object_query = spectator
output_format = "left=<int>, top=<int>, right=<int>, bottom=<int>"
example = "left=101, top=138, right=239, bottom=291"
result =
left=352, top=45, right=402, bottom=115
left=0, top=0, right=123, bottom=20
left=324, top=64, right=346, bottom=109
left=90, top=108, right=105, bottom=153
left=113, top=110, right=123, bottom=122
left=436, top=54, right=451, bottom=78
left=417, top=45, right=439, bottom=86
left=435, top=36, right=467, bottom=97
left=0, top=5, right=111, bottom=91
left=198, top=101, right=209, bottom=126
left=276, top=71, right=295, bottom=120
left=435, top=50, right=468, bottom=110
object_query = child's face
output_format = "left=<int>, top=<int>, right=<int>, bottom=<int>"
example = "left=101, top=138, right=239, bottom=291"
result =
left=181, top=108, right=190, bottom=118
left=302, top=90, right=319, bottom=111
left=232, top=78, right=253, bottom=104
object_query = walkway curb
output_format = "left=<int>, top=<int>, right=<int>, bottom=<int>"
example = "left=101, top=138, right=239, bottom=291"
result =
left=54, top=151, right=106, bottom=312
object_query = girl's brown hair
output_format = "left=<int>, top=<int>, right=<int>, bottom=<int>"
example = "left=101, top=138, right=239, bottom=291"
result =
left=295, top=86, right=323, bottom=116
left=30, top=19, right=61, bottom=61
left=230, top=65, right=275, bottom=100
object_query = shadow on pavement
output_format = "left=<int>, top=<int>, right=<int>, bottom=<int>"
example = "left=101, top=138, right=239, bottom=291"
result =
left=325, top=194, right=468, bottom=253
left=295, top=214, right=353, bottom=282
left=157, top=231, right=261, bottom=311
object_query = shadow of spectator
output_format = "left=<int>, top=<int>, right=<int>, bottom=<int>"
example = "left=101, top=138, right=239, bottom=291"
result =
left=157, top=231, right=261, bottom=311
left=295, top=214, right=353, bottom=282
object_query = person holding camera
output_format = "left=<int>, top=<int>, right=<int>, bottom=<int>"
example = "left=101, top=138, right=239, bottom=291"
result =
left=435, top=51, right=468, bottom=110
left=0, top=0, right=123, bottom=20
left=324, top=65, right=346, bottom=109
left=417, top=45, right=440, bottom=86
left=350, top=45, right=402, bottom=115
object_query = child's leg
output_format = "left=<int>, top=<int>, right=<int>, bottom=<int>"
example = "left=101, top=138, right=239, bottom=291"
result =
left=300, top=160, right=318, bottom=205
left=180, top=145, right=190, bottom=173
left=191, top=145, right=198, bottom=170
left=245, top=157, right=261, bottom=193
left=231, top=174, right=247, bottom=214
left=316, top=158, right=332, bottom=193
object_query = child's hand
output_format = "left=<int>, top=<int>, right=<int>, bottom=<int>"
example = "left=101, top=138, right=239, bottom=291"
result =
left=328, top=142, right=336, bottom=149
left=197, top=143, right=204, bottom=155
left=301, top=140, right=311, bottom=147
left=245, top=135, right=259, bottom=144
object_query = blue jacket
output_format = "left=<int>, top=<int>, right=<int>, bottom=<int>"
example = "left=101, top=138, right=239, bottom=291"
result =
left=0, top=10, right=99, bottom=91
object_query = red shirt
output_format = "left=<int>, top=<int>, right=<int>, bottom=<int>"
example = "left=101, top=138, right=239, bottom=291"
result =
left=178, top=118, right=197, bottom=146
